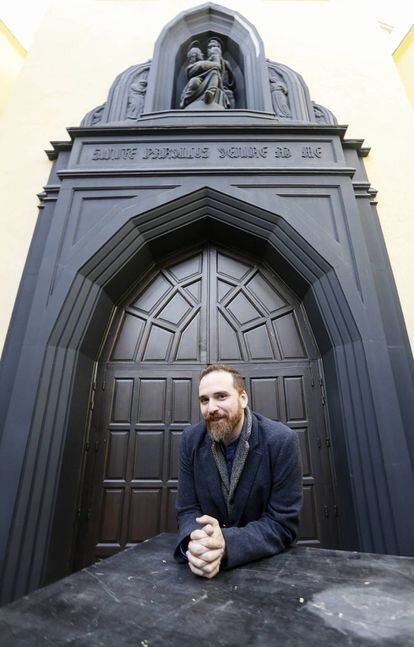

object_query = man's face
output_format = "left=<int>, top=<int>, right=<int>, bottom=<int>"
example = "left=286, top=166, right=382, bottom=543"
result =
left=199, top=371, right=248, bottom=444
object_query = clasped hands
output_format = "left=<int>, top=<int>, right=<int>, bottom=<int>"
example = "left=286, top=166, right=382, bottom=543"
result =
left=186, top=515, right=225, bottom=579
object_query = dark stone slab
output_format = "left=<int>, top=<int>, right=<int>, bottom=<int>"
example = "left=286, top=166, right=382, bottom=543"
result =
left=1, top=534, right=414, bottom=646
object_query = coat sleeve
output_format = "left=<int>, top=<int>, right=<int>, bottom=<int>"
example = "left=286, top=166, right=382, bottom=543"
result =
left=222, top=429, right=303, bottom=569
left=173, top=429, right=204, bottom=562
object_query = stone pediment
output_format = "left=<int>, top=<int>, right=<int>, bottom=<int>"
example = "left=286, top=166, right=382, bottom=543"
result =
left=81, top=2, right=336, bottom=127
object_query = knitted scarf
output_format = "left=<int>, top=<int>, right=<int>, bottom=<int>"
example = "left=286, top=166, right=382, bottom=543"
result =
left=211, top=407, right=252, bottom=519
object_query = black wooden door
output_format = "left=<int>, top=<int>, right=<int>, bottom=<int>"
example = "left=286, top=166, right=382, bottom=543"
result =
left=77, top=247, right=338, bottom=566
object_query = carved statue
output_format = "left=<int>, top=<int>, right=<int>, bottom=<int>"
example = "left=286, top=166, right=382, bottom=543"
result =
left=180, top=37, right=235, bottom=110
left=90, top=104, right=105, bottom=125
left=126, top=78, right=147, bottom=119
left=269, top=74, right=291, bottom=118
left=313, top=104, right=324, bottom=122
left=313, top=102, right=327, bottom=123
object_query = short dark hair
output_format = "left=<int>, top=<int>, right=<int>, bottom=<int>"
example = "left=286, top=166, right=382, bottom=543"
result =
left=200, top=364, right=245, bottom=394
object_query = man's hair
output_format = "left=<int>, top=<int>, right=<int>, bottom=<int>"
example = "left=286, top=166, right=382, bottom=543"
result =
left=200, top=364, right=245, bottom=394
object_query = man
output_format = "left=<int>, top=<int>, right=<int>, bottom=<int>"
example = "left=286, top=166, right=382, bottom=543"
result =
left=174, top=364, right=303, bottom=578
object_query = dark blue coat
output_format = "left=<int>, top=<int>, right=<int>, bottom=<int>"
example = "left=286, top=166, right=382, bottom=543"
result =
left=174, top=411, right=303, bottom=569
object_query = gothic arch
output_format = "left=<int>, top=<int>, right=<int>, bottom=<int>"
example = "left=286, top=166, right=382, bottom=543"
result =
left=0, top=186, right=365, bottom=599
left=2, top=182, right=413, bottom=604
left=144, top=3, right=272, bottom=112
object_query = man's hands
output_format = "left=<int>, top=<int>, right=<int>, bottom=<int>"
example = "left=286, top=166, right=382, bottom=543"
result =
left=187, top=515, right=225, bottom=579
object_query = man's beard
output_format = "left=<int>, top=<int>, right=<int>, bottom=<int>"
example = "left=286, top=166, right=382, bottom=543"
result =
left=205, top=408, right=243, bottom=443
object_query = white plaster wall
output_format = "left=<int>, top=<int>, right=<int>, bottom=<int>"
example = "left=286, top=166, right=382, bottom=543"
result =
left=0, top=0, right=413, bottom=352
left=0, top=23, right=26, bottom=117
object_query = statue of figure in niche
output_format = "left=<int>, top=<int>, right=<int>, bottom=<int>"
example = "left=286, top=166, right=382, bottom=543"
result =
left=90, top=104, right=105, bottom=125
left=269, top=73, right=291, bottom=118
left=313, top=102, right=326, bottom=123
left=126, top=78, right=148, bottom=119
left=180, top=37, right=235, bottom=110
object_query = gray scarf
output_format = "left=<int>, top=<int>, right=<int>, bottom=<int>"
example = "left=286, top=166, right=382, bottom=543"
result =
left=211, top=407, right=252, bottom=519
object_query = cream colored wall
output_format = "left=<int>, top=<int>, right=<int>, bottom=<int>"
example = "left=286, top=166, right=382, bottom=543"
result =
left=0, top=0, right=413, bottom=354
left=0, top=20, right=26, bottom=116
left=394, top=27, right=414, bottom=109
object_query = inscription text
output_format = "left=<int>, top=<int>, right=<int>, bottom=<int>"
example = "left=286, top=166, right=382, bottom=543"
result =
left=92, top=147, right=138, bottom=160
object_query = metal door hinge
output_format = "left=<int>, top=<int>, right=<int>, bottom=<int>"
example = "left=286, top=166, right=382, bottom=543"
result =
left=333, top=505, right=339, bottom=517
left=323, top=505, right=330, bottom=518
left=89, top=375, right=98, bottom=410
left=319, top=378, right=326, bottom=406
left=309, top=363, right=315, bottom=387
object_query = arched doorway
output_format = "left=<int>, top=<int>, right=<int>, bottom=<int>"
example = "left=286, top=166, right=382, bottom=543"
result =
left=76, top=245, right=338, bottom=567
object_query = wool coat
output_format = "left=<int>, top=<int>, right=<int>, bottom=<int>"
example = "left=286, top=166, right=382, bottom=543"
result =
left=174, top=411, right=303, bottom=569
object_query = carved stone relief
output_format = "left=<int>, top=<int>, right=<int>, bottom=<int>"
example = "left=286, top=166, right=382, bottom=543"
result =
left=267, top=60, right=337, bottom=124
left=179, top=37, right=235, bottom=110
left=269, top=71, right=292, bottom=118
left=79, top=22, right=336, bottom=125
left=80, top=63, right=150, bottom=126
left=89, top=104, right=105, bottom=126
left=126, top=75, right=148, bottom=120
left=81, top=103, right=105, bottom=127
left=312, top=102, right=338, bottom=125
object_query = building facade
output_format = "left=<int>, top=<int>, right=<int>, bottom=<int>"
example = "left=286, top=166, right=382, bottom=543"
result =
left=0, top=0, right=413, bottom=604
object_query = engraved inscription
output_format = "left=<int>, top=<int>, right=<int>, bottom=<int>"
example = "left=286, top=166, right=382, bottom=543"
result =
left=301, top=146, right=322, bottom=159
left=87, top=142, right=328, bottom=164
left=218, top=146, right=268, bottom=159
left=92, top=147, right=138, bottom=160
left=274, top=146, right=292, bottom=158
left=143, top=146, right=209, bottom=159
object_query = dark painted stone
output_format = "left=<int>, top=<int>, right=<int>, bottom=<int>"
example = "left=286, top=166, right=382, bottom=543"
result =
left=1, top=2, right=414, bottom=610
left=1, top=534, right=414, bottom=646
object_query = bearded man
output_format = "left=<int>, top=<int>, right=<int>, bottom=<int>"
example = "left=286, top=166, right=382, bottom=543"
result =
left=174, top=364, right=303, bottom=578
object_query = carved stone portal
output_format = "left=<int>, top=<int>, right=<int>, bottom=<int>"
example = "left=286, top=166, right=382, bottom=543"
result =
left=80, top=8, right=338, bottom=124
left=179, top=37, right=235, bottom=110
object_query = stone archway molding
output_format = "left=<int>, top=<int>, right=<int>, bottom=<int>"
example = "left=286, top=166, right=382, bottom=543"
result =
left=138, top=2, right=272, bottom=113
left=1, top=185, right=413, bottom=604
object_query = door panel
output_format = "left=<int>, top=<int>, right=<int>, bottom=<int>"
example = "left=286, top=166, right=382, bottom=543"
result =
left=244, top=364, right=335, bottom=547
left=77, top=246, right=338, bottom=566
left=84, top=368, right=201, bottom=562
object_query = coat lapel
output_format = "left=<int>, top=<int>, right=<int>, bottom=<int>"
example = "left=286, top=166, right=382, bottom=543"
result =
left=231, top=416, right=263, bottom=525
left=197, top=435, right=228, bottom=521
